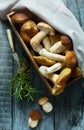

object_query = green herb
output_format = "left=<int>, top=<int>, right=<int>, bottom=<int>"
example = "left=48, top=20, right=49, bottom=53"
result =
left=9, top=59, right=38, bottom=101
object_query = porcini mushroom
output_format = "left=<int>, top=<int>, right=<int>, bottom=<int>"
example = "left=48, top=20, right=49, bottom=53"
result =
left=30, top=22, right=55, bottom=53
left=28, top=110, right=42, bottom=128
left=20, top=20, right=38, bottom=43
left=39, top=48, right=66, bottom=62
left=11, top=12, right=29, bottom=24
left=39, top=48, right=76, bottom=66
left=38, top=97, right=53, bottom=113
left=50, top=35, right=73, bottom=54
left=39, top=62, right=64, bottom=74
left=39, top=66, right=59, bottom=84
left=33, top=55, right=56, bottom=66
left=52, top=67, right=72, bottom=96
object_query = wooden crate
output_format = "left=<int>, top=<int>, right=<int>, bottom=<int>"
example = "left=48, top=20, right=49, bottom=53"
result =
left=7, top=10, right=82, bottom=96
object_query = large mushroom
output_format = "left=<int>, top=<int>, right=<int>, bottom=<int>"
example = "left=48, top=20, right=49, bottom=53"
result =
left=39, top=48, right=77, bottom=68
left=30, top=22, right=55, bottom=53
left=20, top=20, right=38, bottom=44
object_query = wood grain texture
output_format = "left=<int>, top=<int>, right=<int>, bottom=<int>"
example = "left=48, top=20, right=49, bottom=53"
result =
left=0, top=21, right=13, bottom=130
left=54, top=0, right=84, bottom=130
left=0, top=0, right=84, bottom=130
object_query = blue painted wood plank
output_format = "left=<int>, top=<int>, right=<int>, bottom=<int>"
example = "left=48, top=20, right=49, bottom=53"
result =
left=54, top=0, right=84, bottom=130
left=12, top=48, right=54, bottom=130
left=0, top=21, right=13, bottom=130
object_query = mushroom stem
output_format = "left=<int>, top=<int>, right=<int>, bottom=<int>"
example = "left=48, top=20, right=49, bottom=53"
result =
left=49, top=35, right=73, bottom=54
left=46, top=62, right=64, bottom=73
left=49, top=41, right=66, bottom=54
left=43, top=36, right=52, bottom=50
left=30, top=29, right=49, bottom=53
left=39, top=48, right=66, bottom=62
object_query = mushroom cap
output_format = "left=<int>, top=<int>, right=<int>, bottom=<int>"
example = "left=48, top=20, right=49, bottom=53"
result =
left=30, top=110, right=42, bottom=120
left=38, top=96, right=49, bottom=105
left=61, top=35, right=73, bottom=50
left=20, top=20, right=38, bottom=43
left=56, top=67, right=71, bottom=85
left=65, top=51, right=77, bottom=68
left=11, top=12, right=29, bottom=23
left=33, top=56, right=56, bottom=66
left=37, top=22, right=55, bottom=35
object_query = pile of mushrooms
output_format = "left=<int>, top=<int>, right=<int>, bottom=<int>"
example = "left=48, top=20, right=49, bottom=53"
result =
left=11, top=12, right=82, bottom=96
left=30, top=22, right=82, bottom=95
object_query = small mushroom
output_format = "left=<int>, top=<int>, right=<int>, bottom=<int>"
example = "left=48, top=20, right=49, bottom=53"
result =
left=30, top=22, right=55, bottom=53
left=50, top=35, right=73, bottom=54
left=33, top=55, right=56, bottom=66
left=52, top=68, right=72, bottom=96
left=28, top=110, right=42, bottom=128
left=39, top=66, right=59, bottom=84
left=38, top=96, right=49, bottom=105
left=38, top=97, right=53, bottom=113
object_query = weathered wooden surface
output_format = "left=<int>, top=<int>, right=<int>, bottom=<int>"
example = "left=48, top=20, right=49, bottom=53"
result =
left=0, top=0, right=84, bottom=130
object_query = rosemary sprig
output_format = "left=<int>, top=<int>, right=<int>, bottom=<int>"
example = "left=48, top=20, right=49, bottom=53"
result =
left=9, top=58, right=38, bottom=101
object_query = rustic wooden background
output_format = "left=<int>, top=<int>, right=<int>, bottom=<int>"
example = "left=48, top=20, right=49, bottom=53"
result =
left=0, top=0, right=84, bottom=130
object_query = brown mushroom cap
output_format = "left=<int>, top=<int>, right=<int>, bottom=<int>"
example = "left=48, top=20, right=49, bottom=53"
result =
left=20, top=20, right=38, bottom=43
left=61, top=35, right=73, bottom=50
left=33, top=56, right=56, bottom=66
left=11, top=12, right=29, bottom=23
left=30, top=110, right=42, bottom=120
left=38, top=97, right=49, bottom=105
left=37, top=22, right=55, bottom=35
left=65, top=51, right=77, bottom=68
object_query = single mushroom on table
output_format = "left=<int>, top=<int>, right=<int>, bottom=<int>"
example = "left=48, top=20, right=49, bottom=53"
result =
left=30, top=22, right=55, bottom=53
left=49, top=35, right=73, bottom=54
left=52, top=67, right=72, bottom=96
left=28, top=110, right=42, bottom=128
left=38, top=97, right=53, bottom=113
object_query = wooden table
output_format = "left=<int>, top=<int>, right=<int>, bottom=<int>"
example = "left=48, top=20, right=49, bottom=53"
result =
left=0, top=0, right=84, bottom=130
